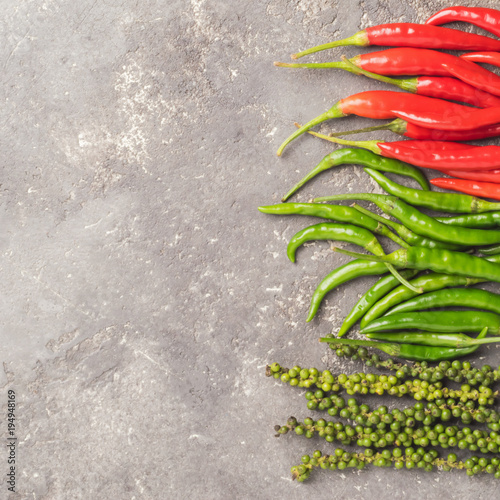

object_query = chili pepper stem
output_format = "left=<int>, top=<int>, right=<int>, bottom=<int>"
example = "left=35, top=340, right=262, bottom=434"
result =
left=384, top=264, right=423, bottom=294
left=328, top=119, right=407, bottom=138
left=277, top=108, right=347, bottom=157
left=340, top=55, right=418, bottom=92
left=274, top=60, right=353, bottom=71
left=291, top=31, right=370, bottom=59
left=297, top=124, right=382, bottom=154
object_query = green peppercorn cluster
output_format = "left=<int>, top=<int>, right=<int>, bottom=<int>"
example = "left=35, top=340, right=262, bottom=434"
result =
left=328, top=340, right=500, bottom=386
left=291, top=448, right=500, bottom=482
left=268, top=360, right=500, bottom=482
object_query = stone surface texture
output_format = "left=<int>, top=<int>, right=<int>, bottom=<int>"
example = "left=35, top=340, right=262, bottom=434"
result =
left=1, top=0, right=500, bottom=498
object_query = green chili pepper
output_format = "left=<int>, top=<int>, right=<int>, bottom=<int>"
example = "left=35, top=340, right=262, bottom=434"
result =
left=314, top=191, right=500, bottom=246
left=307, top=260, right=393, bottom=322
left=258, top=203, right=406, bottom=247
left=387, top=288, right=500, bottom=317
left=320, top=327, right=488, bottom=362
left=436, top=212, right=500, bottom=228
left=352, top=203, right=464, bottom=251
left=365, top=168, right=500, bottom=213
left=286, top=222, right=385, bottom=263
left=365, top=330, right=498, bottom=349
left=361, top=310, right=500, bottom=335
left=338, top=270, right=419, bottom=337
left=282, top=147, right=429, bottom=202
left=360, top=273, right=486, bottom=328
left=479, top=243, right=500, bottom=256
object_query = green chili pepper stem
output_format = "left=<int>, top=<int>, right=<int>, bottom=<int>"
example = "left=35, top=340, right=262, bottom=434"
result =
left=281, top=147, right=429, bottom=201
left=274, top=60, right=354, bottom=71
left=277, top=106, right=346, bottom=156
left=301, top=125, right=382, bottom=154
left=340, top=55, right=419, bottom=92
left=366, top=328, right=493, bottom=348
left=329, top=119, right=408, bottom=138
left=291, top=31, right=370, bottom=59
left=384, top=265, right=423, bottom=294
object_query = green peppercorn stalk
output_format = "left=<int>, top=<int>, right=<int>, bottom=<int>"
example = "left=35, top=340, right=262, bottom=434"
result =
left=276, top=414, right=500, bottom=454
left=302, top=391, right=500, bottom=429
left=266, top=363, right=496, bottom=404
left=290, top=447, right=500, bottom=482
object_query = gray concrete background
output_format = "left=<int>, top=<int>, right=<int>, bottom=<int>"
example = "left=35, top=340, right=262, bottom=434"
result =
left=1, top=0, right=500, bottom=498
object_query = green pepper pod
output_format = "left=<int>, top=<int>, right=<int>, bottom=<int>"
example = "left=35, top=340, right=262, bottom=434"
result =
left=258, top=203, right=406, bottom=247
left=365, top=329, right=497, bottom=348
left=287, top=222, right=385, bottom=263
left=360, top=273, right=485, bottom=328
left=352, top=203, right=463, bottom=251
left=320, top=329, right=488, bottom=361
left=314, top=192, right=500, bottom=246
left=338, top=270, right=419, bottom=337
left=387, top=288, right=500, bottom=316
left=366, top=168, right=500, bottom=213
left=307, top=260, right=392, bottom=322
left=436, top=212, right=500, bottom=228
left=282, top=147, right=429, bottom=201
left=361, top=310, right=500, bottom=335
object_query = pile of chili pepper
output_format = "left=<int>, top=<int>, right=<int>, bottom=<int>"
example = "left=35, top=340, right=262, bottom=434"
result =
left=261, top=5, right=500, bottom=484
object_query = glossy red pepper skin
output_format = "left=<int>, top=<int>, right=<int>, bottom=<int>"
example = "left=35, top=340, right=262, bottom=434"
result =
left=415, top=76, right=500, bottom=108
left=401, top=121, right=500, bottom=141
left=365, top=23, right=500, bottom=51
left=461, top=52, right=500, bottom=68
left=426, top=7, right=500, bottom=38
left=338, top=91, right=500, bottom=131
left=377, top=142, right=500, bottom=172
left=354, top=48, right=500, bottom=96
left=433, top=169, right=500, bottom=184
left=431, top=178, right=500, bottom=201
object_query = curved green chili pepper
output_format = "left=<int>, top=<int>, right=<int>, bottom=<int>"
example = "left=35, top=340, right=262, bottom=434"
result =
left=352, top=203, right=464, bottom=251
left=360, top=273, right=486, bottom=328
left=387, top=288, right=500, bottom=317
left=314, top=191, right=500, bottom=246
left=366, top=168, right=500, bottom=213
left=338, top=269, right=419, bottom=337
left=258, top=203, right=407, bottom=247
left=361, top=310, right=500, bottom=335
left=282, top=147, right=429, bottom=201
left=436, top=212, right=500, bottom=228
left=365, top=328, right=494, bottom=349
left=321, top=327, right=488, bottom=361
left=306, top=260, right=392, bottom=322
left=286, top=222, right=385, bottom=263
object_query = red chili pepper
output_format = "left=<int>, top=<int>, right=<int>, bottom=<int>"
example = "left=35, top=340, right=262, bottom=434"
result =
left=277, top=48, right=500, bottom=97
left=304, top=132, right=500, bottom=172
left=432, top=169, right=500, bottom=184
left=461, top=52, right=500, bottom=68
left=291, top=23, right=500, bottom=59
left=431, top=178, right=500, bottom=200
left=328, top=118, right=500, bottom=142
left=276, top=90, right=500, bottom=156
left=426, top=7, right=500, bottom=38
